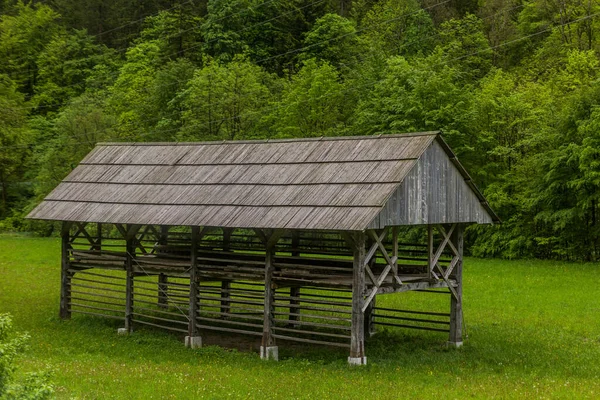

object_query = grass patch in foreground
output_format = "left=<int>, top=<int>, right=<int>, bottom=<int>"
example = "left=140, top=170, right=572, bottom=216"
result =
left=0, top=234, right=599, bottom=399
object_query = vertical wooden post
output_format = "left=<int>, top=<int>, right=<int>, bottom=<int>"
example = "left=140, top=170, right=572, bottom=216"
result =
left=158, top=274, right=168, bottom=309
left=158, top=226, right=168, bottom=308
left=449, top=224, right=464, bottom=347
left=261, top=230, right=278, bottom=361
left=427, top=225, right=434, bottom=279
left=186, top=226, right=201, bottom=348
left=123, top=225, right=135, bottom=334
left=60, top=222, right=72, bottom=320
left=363, top=295, right=376, bottom=337
left=363, top=233, right=375, bottom=337
left=220, top=228, right=232, bottom=318
left=349, top=231, right=366, bottom=365
left=94, top=223, right=102, bottom=251
left=288, top=231, right=300, bottom=325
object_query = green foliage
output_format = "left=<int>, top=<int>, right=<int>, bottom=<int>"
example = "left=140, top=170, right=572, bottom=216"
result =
left=0, top=313, right=53, bottom=400
left=0, top=74, right=30, bottom=219
left=179, top=57, right=272, bottom=141
left=354, top=52, right=474, bottom=157
left=301, top=13, right=361, bottom=69
left=0, top=2, right=63, bottom=96
left=33, top=29, right=116, bottom=113
left=0, top=0, right=600, bottom=260
left=360, top=0, right=434, bottom=58
left=270, top=59, right=349, bottom=137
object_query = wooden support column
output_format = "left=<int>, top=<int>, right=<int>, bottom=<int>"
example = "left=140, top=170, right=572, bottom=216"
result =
left=122, top=224, right=137, bottom=334
left=158, top=226, right=168, bottom=308
left=363, top=234, right=376, bottom=337
left=59, top=222, right=73, bottom=320
left=448, top=224, right=464, bottom=347
left=261, top=229, right=281, bottom=361
left=186, top=226, right=201, bottom=348
left=94, top=223, right=102, bottom=251
left=220, top=228, right=232, bottom=318
left=428, top=225, right=434, bottom=279
left=363, top=295, right=376, bottom=337
left=349, top=231, right=367, bottom=365
left=288, top=231, right=301, bottom=325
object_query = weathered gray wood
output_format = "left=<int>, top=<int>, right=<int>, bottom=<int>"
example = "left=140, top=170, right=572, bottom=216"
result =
left=124, top=224, right=139, bottom=333
left=368, top=140, right=495, bottom=229
left=94, top=223, right=102, bottom=251
left=158, top=273, right=168, bottom=308
left=261, top=230, right=280, bottom=349
left=449, top=224, right=464, bottom=346
left=188, top=226, right=200, bottom=337
left=60, top=222, right=73, bottom=320
left=363, top=295, right=376, bottom=337
left=350, top=231, right=366, bottom=363
left=288, top=231, right=301, bottom=324
left=220, top=228, right=232, bottom=317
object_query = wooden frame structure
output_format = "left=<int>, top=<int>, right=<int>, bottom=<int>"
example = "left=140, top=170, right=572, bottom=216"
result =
left=29, top=132, right=498, bottom=365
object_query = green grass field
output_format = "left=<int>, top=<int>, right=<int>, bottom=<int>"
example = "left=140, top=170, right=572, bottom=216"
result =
left=1, top=234, right=599, bottom=399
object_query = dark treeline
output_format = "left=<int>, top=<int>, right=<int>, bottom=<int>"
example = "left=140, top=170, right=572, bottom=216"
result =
left=1, top=0, right=599, bottom=260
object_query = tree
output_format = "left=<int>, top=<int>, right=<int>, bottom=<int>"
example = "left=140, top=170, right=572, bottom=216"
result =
left=34, top=93, right=115, bottom=202
left=438, top=13, right=493, bottom=82
left=0, top=74, right=30, bottom=218
left=270, top=59, right=350, bottom=138
left=359, top=0, right=435, bottom=58
left=0, top=1, right=63, bottom=97
left=353, top=52, right=475, bottom=159
left=178, top=57, right=273, bottom=141
left=33, top=29, right=117, bottom=114
left=300, top=13, right=361, bottom=70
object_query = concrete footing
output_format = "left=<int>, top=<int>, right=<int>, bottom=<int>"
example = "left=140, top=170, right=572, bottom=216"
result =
left=260, top=346, right=278, bottom=361
left=117, top=328, right=130, bottom=335
left=447, top=341, right=463, bottom=348
left=348, top=356, right=367, bottom=366
left=185, top=336, right=202, bottom=349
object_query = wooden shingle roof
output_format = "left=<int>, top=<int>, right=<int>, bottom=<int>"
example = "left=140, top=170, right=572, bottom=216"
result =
left=27, top=132, right=498, bottom=230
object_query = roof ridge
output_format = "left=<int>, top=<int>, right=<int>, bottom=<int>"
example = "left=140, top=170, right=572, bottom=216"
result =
left=96, top=131, right=441, bottom=147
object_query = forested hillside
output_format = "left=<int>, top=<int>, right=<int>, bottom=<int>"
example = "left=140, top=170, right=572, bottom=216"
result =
left=0, top=0, right=599, bottom=260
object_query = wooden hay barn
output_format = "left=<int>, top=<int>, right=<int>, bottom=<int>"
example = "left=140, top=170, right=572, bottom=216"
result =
left=27, top=131, right=498, bottom=365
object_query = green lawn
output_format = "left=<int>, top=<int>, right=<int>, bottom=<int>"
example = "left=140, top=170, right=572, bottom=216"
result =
left=1, top=234, right=599, bottom=399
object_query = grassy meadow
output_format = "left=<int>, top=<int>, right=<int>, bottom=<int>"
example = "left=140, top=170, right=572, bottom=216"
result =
left=0, top=234, right=599, bottom=399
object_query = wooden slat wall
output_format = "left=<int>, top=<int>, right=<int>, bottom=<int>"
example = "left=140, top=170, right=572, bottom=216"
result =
left=368, top=140, right=494, bottom=228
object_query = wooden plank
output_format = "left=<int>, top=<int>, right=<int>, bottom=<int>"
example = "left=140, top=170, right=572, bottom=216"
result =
left=124, top=224, right=135, bottom=332
left=262, top=245, right=275, bottom=347
left=350, top=231, right=366, bottom=361
left=449, top=224, right=464, bottom=345
left=188, top=226, right=199, bottom=337
left=60, top=221, right=73, bottom=320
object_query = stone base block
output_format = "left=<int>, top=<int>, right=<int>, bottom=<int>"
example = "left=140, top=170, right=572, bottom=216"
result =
left=117, top=328, right=130, bottom=335
left=447, top=341, right=463, bottom=348
left=348, top=356, right=367, bottom=366
left=185, top=336, right=202, bottom=349
left=260, top=346, right=278, bottom=361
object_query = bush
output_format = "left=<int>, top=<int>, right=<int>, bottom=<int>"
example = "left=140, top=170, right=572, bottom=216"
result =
left=0, top=314, right=54, bottom=400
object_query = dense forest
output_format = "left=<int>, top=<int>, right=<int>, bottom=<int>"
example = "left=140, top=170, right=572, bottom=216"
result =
left=0, top=0, right=599, bottom=260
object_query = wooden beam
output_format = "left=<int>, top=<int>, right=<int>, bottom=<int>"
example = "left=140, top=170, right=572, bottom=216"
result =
left=60, top=222, right=73, bottom=320
left=449, top=224, right=464, bottom=347
left=289, top=231, right=301, bottom=324
left=261, top=230, right=281, bottom=359
left=349, top=231, right=366, bottom=365
left=220, top=228, right=233, bottom=318
left=428, top=225, right=434, bottom=279
left=124, top=225, right=135, bottom=333
left=188, top=226, right=200, bottom=338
